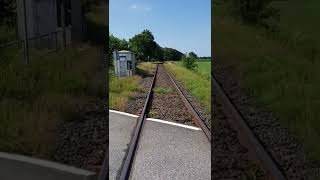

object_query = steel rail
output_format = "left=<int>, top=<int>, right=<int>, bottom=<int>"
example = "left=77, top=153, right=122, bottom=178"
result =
left=118, top=64, right=159, bottom=180
left=212, top=72, right=286, bottom=180
left=165, top=69, right=211, bottom=142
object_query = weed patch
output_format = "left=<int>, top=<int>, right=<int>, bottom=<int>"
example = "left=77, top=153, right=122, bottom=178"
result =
left=0, top=45, right=103, bottom=157
left=154, top=87, right=173, bottom=94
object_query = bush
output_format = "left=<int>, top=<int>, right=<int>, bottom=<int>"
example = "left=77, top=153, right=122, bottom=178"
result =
left=232, top=0, right=279, bottom=29
left=182, top=56, right=197, bottom=70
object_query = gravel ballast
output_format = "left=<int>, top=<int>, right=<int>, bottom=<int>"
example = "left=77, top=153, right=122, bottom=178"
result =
left=213, top=60, right=320, bottom=179
left=53, top=98, right=107, bottom=173
left=148, top=65, right=194, bottom=126
left=212, top=93, right=266, bottom=179
left=165, top=66, right=211, bottom=130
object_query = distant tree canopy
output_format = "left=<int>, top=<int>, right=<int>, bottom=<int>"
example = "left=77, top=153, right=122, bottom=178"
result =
left=162, top=48, right=184, bottom=61
left=110, top=29, right=185, bottom=62
left=0, top=0, right=16, bottom=27
left=199, top=56, right=211, bottom=59
left=188, top=52, right=198, bottom=59
left=129, top=30, right=160, bottom=61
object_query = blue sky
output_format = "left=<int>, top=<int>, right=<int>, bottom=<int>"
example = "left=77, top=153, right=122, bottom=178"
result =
left=110, top=0, right=211, bottom=57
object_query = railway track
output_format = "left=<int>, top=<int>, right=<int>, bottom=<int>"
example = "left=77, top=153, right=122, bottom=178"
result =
left=212, top=73, right=286, bottom=180
left=101, top=63, right=211, bottom=180
left=102, top=60, right=319, bottom=179
left=212, top=59, right=320, bottom=179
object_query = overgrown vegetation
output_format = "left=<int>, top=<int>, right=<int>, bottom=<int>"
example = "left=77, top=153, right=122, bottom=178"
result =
left=109, top=62, right=156, bottom=111
left=109, top=75, right=142, bottom=111
left=232, top=0, right=279, bottom=30
left=0, top=0, right=105, bottom=158
left=182, top=56, right=198, bottom=70
left=164, top=62, right=211, bottom=113
left=136, top=62, right=156, bottom=76
left=214, top=0, right=320, bottom=159
left=154, top=87, right=173, bottom=94
left=0, top=46, right=104, bottom=157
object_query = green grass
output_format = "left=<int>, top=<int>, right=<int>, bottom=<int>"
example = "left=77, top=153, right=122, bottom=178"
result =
left=109, top=75, right=143, bottom=111
left=177, top=60, right=211, bottom=80
left=109, top=62, right=155, bottom=111
left=214, top=1, right=320, bottom=159
left=164, top=62, right=211, bottom=113
left=272, top=0, right=320, bottom=47
left=136, top=62, right=156, bottom=76
left=196, top=59, right=211, bottom=80
left=154, top=87, right=173, bottom=94
left=0, top=45, right=104, bottom=157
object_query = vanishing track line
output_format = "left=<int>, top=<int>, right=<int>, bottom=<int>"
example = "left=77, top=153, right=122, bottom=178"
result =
left=103, top=63, right=210, bottom=180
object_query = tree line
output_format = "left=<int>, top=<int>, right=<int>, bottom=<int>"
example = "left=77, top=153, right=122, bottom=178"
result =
left=109, top=30, right=200, bottom=64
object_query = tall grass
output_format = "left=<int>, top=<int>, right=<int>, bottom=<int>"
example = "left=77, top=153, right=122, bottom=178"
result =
left=214, top=2, right=320, bottom=159
left=136, top=62, right=156, bottom=76
left=109, top=62, right=156, bottom=111
left=0, top=45, right=104, bottom=157
left=109, top=75, right=142, bottom=111
left=164, top=62, right=211, bottom=113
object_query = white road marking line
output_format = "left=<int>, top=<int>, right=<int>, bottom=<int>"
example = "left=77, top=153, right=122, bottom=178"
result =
left=146, top=118, right=202, bottom=131
left=109, top=110, right=139, bottom=118
left=109, top=110, right=202, bottom=130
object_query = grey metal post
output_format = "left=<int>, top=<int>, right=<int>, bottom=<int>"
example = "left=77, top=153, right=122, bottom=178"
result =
left=23, top=0, right=29, bottom=64
left=60, top=0, right=66, bottom=49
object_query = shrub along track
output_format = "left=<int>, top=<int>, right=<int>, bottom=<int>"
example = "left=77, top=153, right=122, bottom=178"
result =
left=213, top=60, right=320, bottom=179
left=114, top=63, right=211, bottom=180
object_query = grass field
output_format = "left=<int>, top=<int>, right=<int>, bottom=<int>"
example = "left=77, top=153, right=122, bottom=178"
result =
left=273, top=0, right=320, bottom=47
left=165, top=61, right=211, bottom=113
left=195, top=59, right=211, bottom=80
left=109, top=62, right=156, bottom=111
left=0, top=45, right=104, bottom=157
left=214, top=1, right=320, bottom=159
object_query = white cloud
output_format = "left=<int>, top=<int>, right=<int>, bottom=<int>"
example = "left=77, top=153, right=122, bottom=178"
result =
left=130, top=4, right=138, bottom=9
left=129, top=4, right=152, bottom=12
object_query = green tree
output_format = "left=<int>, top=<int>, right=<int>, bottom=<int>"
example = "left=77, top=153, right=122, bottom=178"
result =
left=188, top=52, right=198, bottom=59
left=129, top=30, right=158, bottom=61
left=182, top=56, right=198, bottom=70
left=108, top=34, right=130, bottom=68
left=162, top=48, right=183, bottom=61
left=153, top=43, right=164, bottom=61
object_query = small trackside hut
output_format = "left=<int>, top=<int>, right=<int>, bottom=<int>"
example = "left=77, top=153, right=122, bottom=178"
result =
left=113, top=50, right=136, bottom=77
